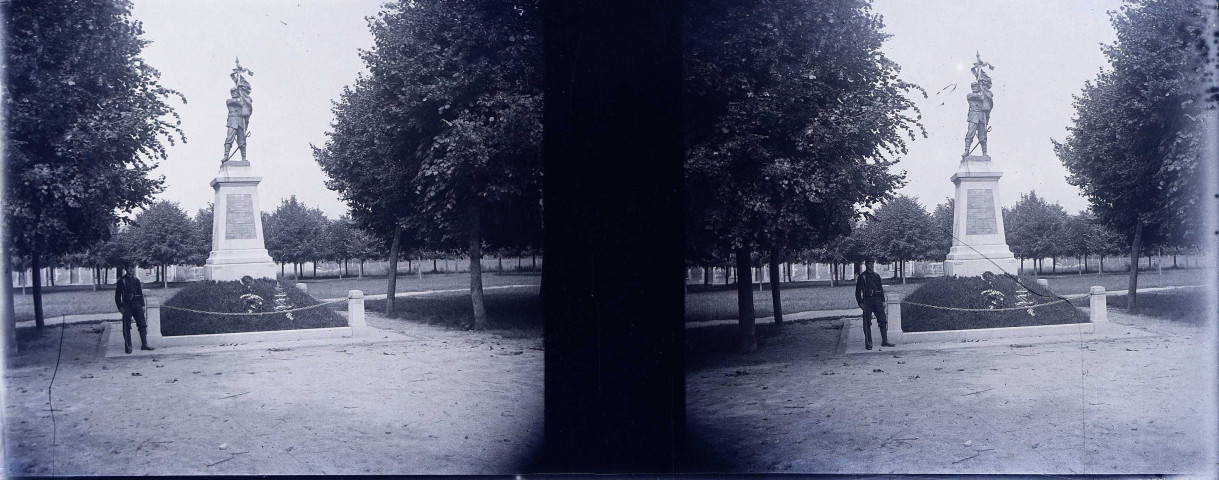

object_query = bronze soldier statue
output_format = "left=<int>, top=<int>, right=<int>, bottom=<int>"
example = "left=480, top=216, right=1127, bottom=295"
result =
left=964, top=52, right=994, bottom=156
left=222, top=58, right=253, bottom=163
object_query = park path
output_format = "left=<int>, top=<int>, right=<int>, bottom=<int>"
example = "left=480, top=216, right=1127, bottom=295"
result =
left=3, top=312, right=543, bottom=476
left=684, top=309, right=1216, bottom=474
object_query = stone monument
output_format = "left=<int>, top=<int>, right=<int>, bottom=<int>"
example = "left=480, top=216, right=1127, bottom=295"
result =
left=943, top=53, right=1019, bottom=277
left=204, top=58, right=278, bottom=281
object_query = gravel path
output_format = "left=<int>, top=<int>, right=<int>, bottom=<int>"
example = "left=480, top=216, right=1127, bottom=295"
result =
left=3, top=313, right=542, bottom=475
left=684, top=310, right=1216, bottom=474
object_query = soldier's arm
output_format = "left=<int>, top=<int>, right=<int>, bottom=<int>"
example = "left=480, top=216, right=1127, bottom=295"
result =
left=115, top=278, right=123, bottom=309
left=855, top=275, right=864, bottom=304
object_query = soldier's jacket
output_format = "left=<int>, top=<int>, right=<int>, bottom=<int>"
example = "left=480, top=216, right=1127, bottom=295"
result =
left=115, top=274, right=145, bottom=308
left=855, top=270, right=885, bottom=303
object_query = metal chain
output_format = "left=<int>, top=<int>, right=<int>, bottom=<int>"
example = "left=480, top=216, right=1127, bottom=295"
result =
left=161, top=297, right=349, bottom=316
left=901, top=292, right=1091, bottom=313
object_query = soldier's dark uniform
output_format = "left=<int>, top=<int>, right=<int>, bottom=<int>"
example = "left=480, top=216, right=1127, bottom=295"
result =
left=855, top=267, right=894, bottom=350
left=115, top=269, right=153, bottom=353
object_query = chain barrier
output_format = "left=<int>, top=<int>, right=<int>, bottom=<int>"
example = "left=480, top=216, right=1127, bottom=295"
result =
left=161, top=297, right=349, bottom=316
left=901, top=292, right=1090, bottom=313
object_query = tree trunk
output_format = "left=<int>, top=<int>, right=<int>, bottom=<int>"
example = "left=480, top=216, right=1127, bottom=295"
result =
left=735, top=247, right=756, bottom=353
left=359, top=260, right=365, bottom=278
left=31, top=255, right=44, bottom=329
left=1100, top=255, right=1105, bottom=273
left=532, top=254, right=536, bottom=270
left=281, top=263, right=285, bottom=277
left=703, top=267, right=711, bottom=285
left=1128, top=223, right=1143, bottom=312
left=469, top=205, right=488, bottom=330
left=3, top=236, right=18, bottom=353
left=497, top=255, right=503, bottom=273
left=769, top=247, right=783, bottom=329
left=162, top=264, right=168, bottom=289
left=433, top=258, right=438, bottom=273
left=386, top=228, right=402, bottom=316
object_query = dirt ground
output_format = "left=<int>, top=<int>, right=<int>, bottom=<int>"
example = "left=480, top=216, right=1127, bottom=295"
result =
left=684, top=310, right=1217, bottom=475
left=2, top=313, right=543, bottom=475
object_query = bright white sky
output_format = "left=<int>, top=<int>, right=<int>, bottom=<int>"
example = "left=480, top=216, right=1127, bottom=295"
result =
left=132, top=0, right=1122, bottom=219
left=132, top=0, right=382, bottom=219
left=872, top=0, right=1124, bottom=214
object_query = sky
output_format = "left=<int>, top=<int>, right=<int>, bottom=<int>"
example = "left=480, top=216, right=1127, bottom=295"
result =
left=871, top=0, right=1125, bottom=214
left=131, top=0, right=383, bottom=219
left=131, top=0, right=1124, bottom=219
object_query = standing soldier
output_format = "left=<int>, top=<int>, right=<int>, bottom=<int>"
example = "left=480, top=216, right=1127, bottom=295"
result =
left=855, top=259, right=895, bottom=350
left=115, top=264, right=154, bottom=353
left=222, top=58, right=254, bottom=163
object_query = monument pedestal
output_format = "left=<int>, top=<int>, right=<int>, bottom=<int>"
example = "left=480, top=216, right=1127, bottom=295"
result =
left=944, top=155, right=1019, bottom=277
left=204, top=161, right=278, bottom=281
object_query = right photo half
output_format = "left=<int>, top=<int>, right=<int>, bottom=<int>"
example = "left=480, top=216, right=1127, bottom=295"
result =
left=682, top=0, right=1217, bottom=475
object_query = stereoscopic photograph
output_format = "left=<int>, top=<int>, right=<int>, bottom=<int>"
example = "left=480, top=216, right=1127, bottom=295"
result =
left=2, top=0, right=1216, bottom=477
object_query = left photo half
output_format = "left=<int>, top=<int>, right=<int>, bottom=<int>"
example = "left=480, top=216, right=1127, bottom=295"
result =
left=2, top=0, right=543, bottom=475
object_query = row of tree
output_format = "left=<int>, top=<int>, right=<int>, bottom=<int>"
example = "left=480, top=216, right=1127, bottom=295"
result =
left=32, top=196, right=543, bottom=290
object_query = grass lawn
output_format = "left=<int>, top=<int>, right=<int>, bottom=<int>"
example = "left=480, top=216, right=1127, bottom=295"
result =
left=683, top=267, right=1207, bottom=323
left=366, top=286, right=542, bottom=338
left=161, top=279, right=346, bottom=336
left=293, top=272, right=541, bottom=299
left=1103, top=286, right=1209, bottom=325
left=685, top=281, right=923, bottom=322
left=901, top=275, right=1083, bottom=332
left=10, top=272, right=540, bottom=321
left=12, top=284, right=185, bottom=322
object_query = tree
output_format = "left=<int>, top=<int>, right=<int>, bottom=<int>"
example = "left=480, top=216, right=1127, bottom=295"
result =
left=263, top=196, right=328, bottom=279
left=348, top=227, right=383, bottom=278
left=1054, top=0, right=1212, bottom=311
left=189, top=204, right=214, bottom=267
left=316, top=0, right=542, bottom=327
left=3, top=0, right=185, bottom=329
left=869, top=195, right=936, bottom=283
left=127, top=200, right=195, bottom=288
left=930, top=198, right=955, bottom=261
left=1004, top=192, right=1068, bottom=274
left=324, top=217, right=356, bottom=278
left=685, top=0, right=924, bottom=352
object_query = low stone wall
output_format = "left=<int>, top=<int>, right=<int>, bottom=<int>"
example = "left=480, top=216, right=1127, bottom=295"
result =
left=884, top=286, right=1107, bottom=344
left=140, top=289, right=368, bottom=348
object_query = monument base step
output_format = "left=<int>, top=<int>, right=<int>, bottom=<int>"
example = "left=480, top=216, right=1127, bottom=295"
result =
left=204, top=261, right=279, bottom=281
left=944, top=256, right=1019, bottom=277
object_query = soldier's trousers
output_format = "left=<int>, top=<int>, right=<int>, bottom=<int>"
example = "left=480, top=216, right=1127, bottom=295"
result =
left=120, top=303, right=148, bottom=350
left=861, top=297, right=887, bottom=346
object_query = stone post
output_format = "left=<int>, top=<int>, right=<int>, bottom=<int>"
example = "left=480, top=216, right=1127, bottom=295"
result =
left=145, top=297, right=163, bottom=340
left=295, top=282, right=308, bottom=294
left=885, top=292, right=904, bottom=337
left=1089, top=286, right=1107, bottom=324
left=348, top=290, right=366, bottom=336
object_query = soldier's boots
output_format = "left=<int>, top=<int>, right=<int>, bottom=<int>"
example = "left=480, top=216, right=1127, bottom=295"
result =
left=123, top=327, right=133, bottom=354
left=139, top=331, right=155, bottom=351
left=863, top=324, right=873, bottom=350
left=880, top=326, right=895, bottom=348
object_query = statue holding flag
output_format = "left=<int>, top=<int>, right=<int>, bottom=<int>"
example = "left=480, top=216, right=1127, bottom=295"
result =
left=223, top=58, right=254, bottom=163
left=963, top=52, right=994, bottom=157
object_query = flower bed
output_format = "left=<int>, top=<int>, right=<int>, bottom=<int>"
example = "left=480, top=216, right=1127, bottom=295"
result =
left=901, top=274, right=1085, bottom=332
left=161, top=278, right=346, bottom=336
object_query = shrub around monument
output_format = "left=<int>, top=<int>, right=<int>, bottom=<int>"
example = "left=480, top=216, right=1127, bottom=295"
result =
left=161, top=278, right=346, bottom=336
left=901, top=274, right=1085, bottom=332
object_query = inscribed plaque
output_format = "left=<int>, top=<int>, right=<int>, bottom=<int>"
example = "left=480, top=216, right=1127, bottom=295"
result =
left=966, top=189, right=997, bottom=235
left=225, top=193, right=257, bottom=239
